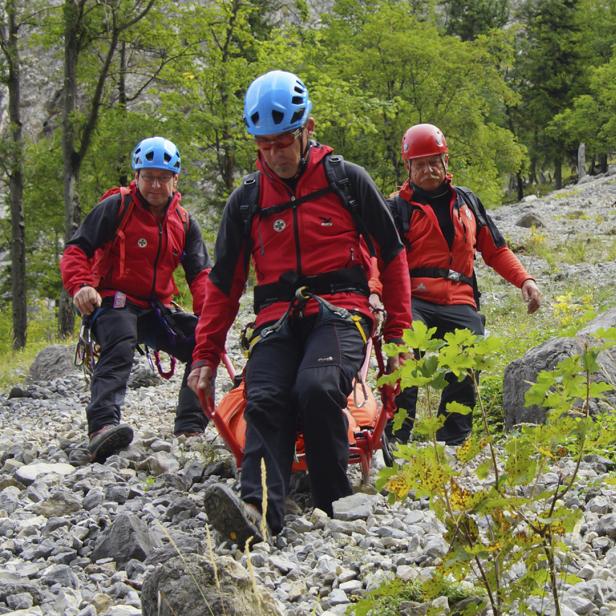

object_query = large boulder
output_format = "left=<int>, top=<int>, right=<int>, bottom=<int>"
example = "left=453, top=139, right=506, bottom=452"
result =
left=28, top=343, right=160, bottom=387
left=141, top=554, right=284, bottom=616
left=28, top=345, right=78, bottom=382
left=503, top=308, right=616, bottom=429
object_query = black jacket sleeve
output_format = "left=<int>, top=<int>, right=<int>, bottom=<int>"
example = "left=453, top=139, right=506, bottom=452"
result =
left=65, top=195, right=124, bottom=257
left=182, top=213, right=212, bottom=284
left=344, top=161, right=405, bottom=264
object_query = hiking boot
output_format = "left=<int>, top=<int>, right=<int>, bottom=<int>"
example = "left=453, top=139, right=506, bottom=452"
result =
left=203, top=483, right=264, bottom=549
left=88, top=424, right=133, bottom=463
left=436, top=428, right=470, bottom=447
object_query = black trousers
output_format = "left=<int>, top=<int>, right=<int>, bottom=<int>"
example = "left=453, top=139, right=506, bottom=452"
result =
left=390, top=298, right=485, bottom=445
left=242, top=308, right=367, bottom=534
left=86, top=300, right=206, bottom=436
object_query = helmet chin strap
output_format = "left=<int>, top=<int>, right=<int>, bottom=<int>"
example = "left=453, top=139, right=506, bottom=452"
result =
left=296, top=131, right=312, bottom=178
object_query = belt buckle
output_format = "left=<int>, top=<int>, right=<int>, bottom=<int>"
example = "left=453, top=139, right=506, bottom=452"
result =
left=447, top=269, right=461, bottom=282
left=260, top=327, right=273, bottom=339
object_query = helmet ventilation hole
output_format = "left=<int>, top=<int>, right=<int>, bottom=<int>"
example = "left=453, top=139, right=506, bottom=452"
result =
left=290, top=109, right=304, bottom=125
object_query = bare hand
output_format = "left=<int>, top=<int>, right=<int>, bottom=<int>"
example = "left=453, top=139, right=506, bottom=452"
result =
left=188, top=365, right=214, bottom=399
left=386, top=351, right=412, bottom=374
left=369, top=292, right=385, bottom=337
left=386, top=355, right=399, bottom=373
left=73, top=286, right=102, bottom=316
left=521, top=279, right=541, bottom=314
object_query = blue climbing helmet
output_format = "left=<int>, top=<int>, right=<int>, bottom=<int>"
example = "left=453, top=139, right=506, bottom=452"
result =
left=131, top=137, right=181, bottom=174
left=244, top=70, right=312, bottom=136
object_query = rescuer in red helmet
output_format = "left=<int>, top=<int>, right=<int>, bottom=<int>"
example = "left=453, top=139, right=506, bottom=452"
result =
left=388, top=123, right=541, bottom=446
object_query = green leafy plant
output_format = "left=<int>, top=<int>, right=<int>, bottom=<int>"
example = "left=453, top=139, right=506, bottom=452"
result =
left=374, top=322, right=616, bottom=616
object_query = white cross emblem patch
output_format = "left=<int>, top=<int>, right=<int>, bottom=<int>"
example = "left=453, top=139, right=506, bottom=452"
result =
left=137, top=238, right=147, bottom=248
left=273, top=219, right=286, bottom=232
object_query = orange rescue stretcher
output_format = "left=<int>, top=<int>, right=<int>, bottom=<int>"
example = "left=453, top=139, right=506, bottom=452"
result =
left=198, top=337, right=397, bottom=483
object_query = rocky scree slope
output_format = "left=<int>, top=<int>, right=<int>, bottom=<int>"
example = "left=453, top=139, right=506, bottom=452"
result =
left=0, top=172, right=616, bottom=615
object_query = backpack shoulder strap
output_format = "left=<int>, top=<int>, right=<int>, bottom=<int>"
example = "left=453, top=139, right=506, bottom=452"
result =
left=388, top=193, right=418, bottom=251
left=323, top=154, right=376, bottom=256
left=453, top=186, right=488, bottom=309
left=454, top=186, right=486, bottom=227
left=96, top=186, right=134, bottom=236
left=92, top=187, right=133, bottom=283
left=175, top=204, right=190, bottom=238
left=235, top=171, right=261, bottom=271
left=115, top=187, right=134, bottom=234
left=390, top=194, right=413, bottom=236
left=238, top=171, right=261, bottom=236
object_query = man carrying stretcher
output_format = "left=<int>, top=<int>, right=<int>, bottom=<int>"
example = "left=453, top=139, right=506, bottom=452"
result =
left=188, top=70, right=411, bottom=548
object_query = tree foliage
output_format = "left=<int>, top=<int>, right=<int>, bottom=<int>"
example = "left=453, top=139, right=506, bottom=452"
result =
left=0, top=0, right=614, bottom=313
left=313, top=0, right=523, bottom=201
left=440, top=0, right=509, bottom=41
left=509, top=0, right=584, bottom=188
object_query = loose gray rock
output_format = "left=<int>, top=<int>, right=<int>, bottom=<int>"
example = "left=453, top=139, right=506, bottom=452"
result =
left=40, top=564, right=79, bottom=588
left=91, top=513, right=163, bottom=566
left=15, top=462, right=75, bottom=486
left=516, top=212, right=545, bottom=228
left=596, top=513, right=616, bottom=539
left=333, top=493, right=379, bottom=521
left=33, top=490, right=83, bottom=517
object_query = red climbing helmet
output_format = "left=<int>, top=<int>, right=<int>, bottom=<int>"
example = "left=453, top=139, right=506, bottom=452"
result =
left=401, top=123, right=448, bottom=161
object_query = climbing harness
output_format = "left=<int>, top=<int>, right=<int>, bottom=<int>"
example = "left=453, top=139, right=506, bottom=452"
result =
left=74, top=314, right=101, bottom=382
left=241, top=286, right=371, bottom=408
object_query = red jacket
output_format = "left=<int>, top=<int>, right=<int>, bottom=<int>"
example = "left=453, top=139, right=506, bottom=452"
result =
left=193, top=144, right=411, bottom=370
left=60, top=182, right=211, bottom=314
left=392, top=179, right=532, bottom=307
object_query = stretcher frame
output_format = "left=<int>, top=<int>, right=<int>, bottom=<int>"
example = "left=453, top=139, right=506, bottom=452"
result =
left=198, top=336, right=397, bottom=484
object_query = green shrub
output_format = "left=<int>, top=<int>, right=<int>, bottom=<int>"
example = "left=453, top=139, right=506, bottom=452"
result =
left=376, top=323, right=616, bottom=616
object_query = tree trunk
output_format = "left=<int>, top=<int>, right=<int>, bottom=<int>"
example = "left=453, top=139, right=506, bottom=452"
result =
left=57, top=0, right=155, bottom=337
left=58, top=0, right=81, bottom=338
left=516, top=171, right=524, bottom=201
left=4, top=0, right=27, bottom=349
left=599, top=153, right=608, bottom=174
left=529, top=158, right=538, bottom=185
left=554, top=154, right=562, bottom=189
left=577, top=142, right=586, bottom=182
left=118, top=41, right=129, bottom=187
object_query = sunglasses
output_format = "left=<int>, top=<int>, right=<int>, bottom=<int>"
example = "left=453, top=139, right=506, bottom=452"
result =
left=254, top=127, right=303, bottom=151
left=139, top=172, right=175, bottom=185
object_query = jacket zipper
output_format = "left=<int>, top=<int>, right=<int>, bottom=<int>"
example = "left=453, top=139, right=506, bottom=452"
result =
left=290, top=195, right=302, bottom=276
left=261, top=163, right=302, bottom=277
left=151, top=222, right=163, bottom=297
